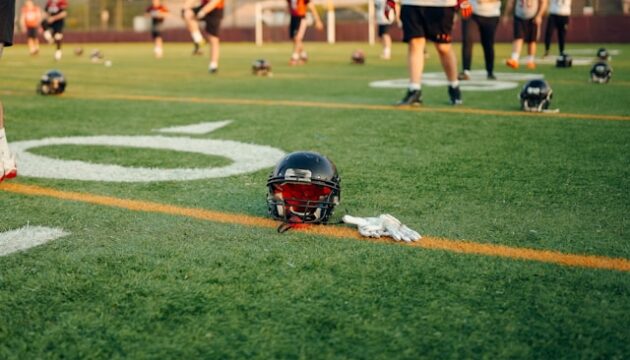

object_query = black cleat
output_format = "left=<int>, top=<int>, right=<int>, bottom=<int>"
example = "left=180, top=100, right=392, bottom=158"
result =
left=397, top=89, right=422, bottom=106
left=209, top=67, right=218, bottom=74
left=457, top=71, right=470, bottom=81
left=487, top=74, right=496, bottom=80
left=448, top=85, right=462, bottom=105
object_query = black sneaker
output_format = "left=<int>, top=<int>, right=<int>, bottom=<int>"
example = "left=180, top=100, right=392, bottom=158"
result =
left=448, top=86, right=462, bottom=105
left=487, top=74, right=497, bottom=80
left=209, top=67, right=218, bottom=74
left=397, top=89, right=422, bottom=106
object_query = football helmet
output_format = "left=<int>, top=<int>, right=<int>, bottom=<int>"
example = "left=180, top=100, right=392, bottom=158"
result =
left=267, top=151, right=341, bottom=224
left=555, top=53, right=572, bottom=68
left=351, top=49, right=365, bottom=64
left=596, top=48, right=610, bottom=61
left=590, top=62, right=612, bottom=84
left=519, top=79, right=552, bottom=112
left=37, top=70, right=66, bottom=95
left=252, top=59, right=272, bottom=76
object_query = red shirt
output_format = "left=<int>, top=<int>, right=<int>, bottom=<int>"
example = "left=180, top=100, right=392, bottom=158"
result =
left=288, top=0, right=309, bottom=17
left=22, top=6, right=42, bottom=28
left=45, top=0, right=67, bottom=16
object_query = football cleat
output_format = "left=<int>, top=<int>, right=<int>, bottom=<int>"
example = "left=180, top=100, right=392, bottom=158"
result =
left=556, top=54, right=572, bottom=68
left=397, top=89, right=422, bottom=106
left=506, top=58, right=519, bottom=69
left=526, top=61, right=536, bottom=69
left=457, top=71, right=470, bottom=81
left=519, top=79, right=553, bottom=112
left=0, top=154, right=17, bottom=181
left=448, top=86, right=463, bottom=105
left=487, top=74, right=497, bottom=80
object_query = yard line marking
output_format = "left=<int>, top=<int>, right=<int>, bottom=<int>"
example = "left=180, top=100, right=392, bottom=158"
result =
left=63, top=93, right=630, bottom=122
left=2, top=183, right=630, bottom=272
left=0, top=226, right=69, bottom=257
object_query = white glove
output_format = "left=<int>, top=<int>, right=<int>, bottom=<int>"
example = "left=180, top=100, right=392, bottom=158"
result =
left=342, top=214, right=421, bottom=242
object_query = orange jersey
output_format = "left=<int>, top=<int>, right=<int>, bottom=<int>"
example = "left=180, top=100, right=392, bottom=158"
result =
left=288, top=0, right=309, bottom=17
left=21, top=6, right=42, bottom=28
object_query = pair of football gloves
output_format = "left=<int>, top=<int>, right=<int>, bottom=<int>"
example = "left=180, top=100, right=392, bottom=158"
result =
left=384, top=0, right=471, bottom=21
left=343, top=214, right=421, bottom=242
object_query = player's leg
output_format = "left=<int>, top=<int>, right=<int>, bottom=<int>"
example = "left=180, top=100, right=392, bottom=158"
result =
left=52, top=21, right=64, bottom=61
left=379, top=25, right=392, bottom=59
left=459, top=16, right=473, bottom=80
left=507, top=16, right=524, bottom=69
left=525, top=19, right=537, bottom=69
left=154, top=35, right=163, bottom=58
left=183, top=8, right=204, bottom=55
left=425, top=6, right=460, bottom=104
left=0, top=102, right=18, bottom=182
left=557, top=15, right=568, bottom=55
left=205, top=10, right=223, bottom=73
left=543, top=15, right=554, bottom=57
left=295, top=18, right=309, bottom=63
left=478, top=15, right=498, bottom=79
left=398, top=5, right=425, bottom=106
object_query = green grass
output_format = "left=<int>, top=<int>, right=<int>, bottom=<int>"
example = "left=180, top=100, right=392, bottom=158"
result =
left=0, top=41, right=629, bottom=359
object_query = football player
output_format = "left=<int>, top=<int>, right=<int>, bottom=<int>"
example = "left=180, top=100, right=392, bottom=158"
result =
left=375, top=0, right=400, bottom=60
left=543, top=0, right=571, bottom=58
left=459, top=0, right=501, bottom=80
left=195, top=0, right=225, bottom=73
left=42, top=0, right=68, bottom=61
left=0, top=1, right=18, bottom=182
left=287, top=0, right=323, bottom=65
left=20, top=0, right=43, bottom=56
left=397, top=0, right=469, bottom=106
left=146, top=0, right=169, bottom=58
left=503, top=0, right=548, bottom=70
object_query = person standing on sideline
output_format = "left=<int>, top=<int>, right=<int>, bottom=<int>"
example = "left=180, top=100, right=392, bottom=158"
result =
left=0, top=0, right=19, bottom=182
left=375, top=0, right=400, bottom=60
left=195, top=0, right=225, bottom=74
left=503, top=0, right=548, bottom=70
left=543, top=0, right=571, bottom=57
left=459, top=0, right=501, bottom=80
left=20, top=0, right=43, bottom=56
left=42, top=0, right=68, bottom=61
left=397, top=0, right=470, bottom=106
left=287, top=0, right=323, bottom=65
left=146, top=0, right=169, bottom=58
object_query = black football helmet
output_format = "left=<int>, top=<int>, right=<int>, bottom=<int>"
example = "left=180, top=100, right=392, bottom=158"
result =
left=267, top=151, right=341, bottom=224
left=37, top=70, right=66, bottom=95
left=590, top=62, right=612, bottom=84
left=351, top=49, right=365, bottom=64
left=519, top=79, right=552, bottom=112
left=596, top=48, right=610, bottom=61
left=252, top=59, right=272, bottom=76
left=556, top=53, right=572, bottom=68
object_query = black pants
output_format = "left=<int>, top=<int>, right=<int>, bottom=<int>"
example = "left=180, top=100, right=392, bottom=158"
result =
left=0, top=0, right=16, bottom=46
left=544, top=14, right=569, bottom=55
left=461, top=14, right=499, bottom=75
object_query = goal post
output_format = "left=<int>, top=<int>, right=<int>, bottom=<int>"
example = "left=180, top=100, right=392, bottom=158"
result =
left=255, top=0, right=376, bottom=46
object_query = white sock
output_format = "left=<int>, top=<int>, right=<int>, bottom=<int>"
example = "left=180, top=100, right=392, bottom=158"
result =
left=511, top=52, right=519, bottom=61
left=209, top=61, right=218, bottom=70
left=0, top=128, right=10, bottom=158
left=383, top=47, right=391, bottom=57
left=299, top=51, right=307, bottom=59
left=192, top=31, right=203, bottom=44
left=449, top=80, right=460, bottom=88
left=154, top=47, right=163, bottom=57
left=291, top=53, right=299, bottom=60
left=527, top=55, right=535, bottom=63
left=408, top=83, right=421, bottom=91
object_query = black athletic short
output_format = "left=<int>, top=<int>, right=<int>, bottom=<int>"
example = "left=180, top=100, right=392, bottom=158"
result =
left=151, top=20, right=164, bottom=39
left=548, top=13, right=569, bottom=29
left=289, top=15, right=304, bottom=39
left=0, top=0, right=16, bottom=46
left=513, top=16, right=537, bottom=43
left=400, top=5, right=455, bottom=43
left=26, top=27, right=38, bottom=39
left=378, top=24, right=390, bottom=38
left=203, top=9, right=223, bottom=37
left=44, top=19, right=65, bottom=35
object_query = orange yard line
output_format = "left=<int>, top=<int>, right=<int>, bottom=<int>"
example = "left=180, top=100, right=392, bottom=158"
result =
left=2, top=182, right=630, bottom=272
left=64, top=93, right=630, bottom=122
